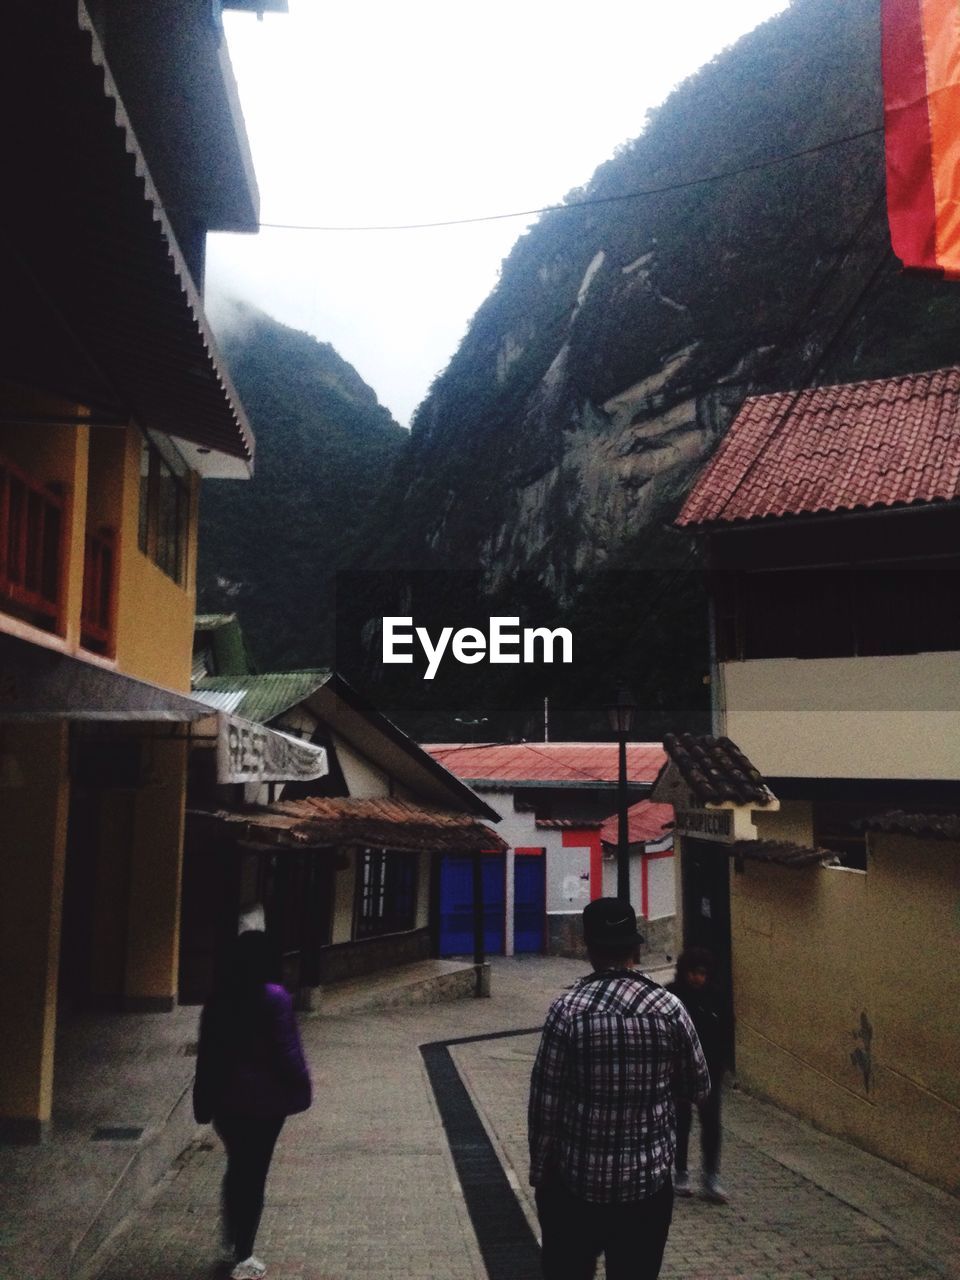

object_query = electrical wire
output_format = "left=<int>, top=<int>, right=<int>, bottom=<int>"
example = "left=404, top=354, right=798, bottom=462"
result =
left=257, top=126, right=884, bottom=233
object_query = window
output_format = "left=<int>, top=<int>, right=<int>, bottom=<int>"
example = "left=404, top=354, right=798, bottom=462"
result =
left=138, top=436, right=189, bottom=585
left=356, top=850, right=419, bottom=938
left=715, top=563, right=960, bottom=662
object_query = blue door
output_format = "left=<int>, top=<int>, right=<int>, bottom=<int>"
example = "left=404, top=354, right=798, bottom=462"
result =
left=438, top=855, right=505, bottom=956
left=513, top=854, right=546, bottom=953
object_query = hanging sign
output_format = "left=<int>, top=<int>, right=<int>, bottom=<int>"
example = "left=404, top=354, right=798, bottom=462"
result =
left=216, top=714, right=328, bottom=784
left=674, top=807, right=734, bottom=844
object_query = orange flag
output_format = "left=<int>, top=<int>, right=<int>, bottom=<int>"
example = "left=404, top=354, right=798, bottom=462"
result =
left=883, top=0, right=960, bottom=277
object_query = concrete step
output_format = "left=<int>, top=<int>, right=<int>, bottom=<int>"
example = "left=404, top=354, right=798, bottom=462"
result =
left=308, top=958, right=479, bottom=1016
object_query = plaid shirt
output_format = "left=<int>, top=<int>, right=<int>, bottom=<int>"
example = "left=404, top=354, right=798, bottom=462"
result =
left=529, top=968, right=711, bottom=1203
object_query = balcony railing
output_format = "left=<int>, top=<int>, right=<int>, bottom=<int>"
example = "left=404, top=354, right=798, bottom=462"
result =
left=81, top=526, right=117, bottom=655
left=0, top=454, right=65, bottom=631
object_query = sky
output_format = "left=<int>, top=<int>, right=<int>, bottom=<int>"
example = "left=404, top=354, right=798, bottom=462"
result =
left=207, top=0, right=790, bottom=427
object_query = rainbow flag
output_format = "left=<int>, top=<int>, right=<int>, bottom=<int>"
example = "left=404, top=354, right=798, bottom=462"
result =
left=883, top=0, right=960, bottom=277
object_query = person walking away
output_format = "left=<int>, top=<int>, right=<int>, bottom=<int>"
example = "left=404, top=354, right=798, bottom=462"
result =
left=193, top=930, right=312, bottom=1280
left=667, top=947, right=731, bottom=1203
left=529, top=899, right=710, bottom=1280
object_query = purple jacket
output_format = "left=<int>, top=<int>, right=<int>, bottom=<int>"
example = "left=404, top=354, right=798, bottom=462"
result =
left=193, top=983, right=312, bottom=1123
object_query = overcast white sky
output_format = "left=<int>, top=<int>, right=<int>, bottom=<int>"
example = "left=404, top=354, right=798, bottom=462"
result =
left=207, top=0, right=790, bottom=427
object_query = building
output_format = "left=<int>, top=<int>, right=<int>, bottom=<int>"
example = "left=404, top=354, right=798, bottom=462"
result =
left=0, top=1, right=289, bottom=1143
left=423, top=742, right=668, bottom=955
left=598, top=799, right=674, bottom=951
left=664, top=366, right=960, bottom=1194
left=184, top=631, right=504, bottom=1001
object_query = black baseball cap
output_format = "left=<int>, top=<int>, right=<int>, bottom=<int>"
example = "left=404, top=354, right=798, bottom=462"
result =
left=582, top=898, right=644, bottom=948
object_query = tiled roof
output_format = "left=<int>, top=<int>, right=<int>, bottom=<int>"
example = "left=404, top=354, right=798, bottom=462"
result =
left=422, top=742, right=666, bottom=786
left=535, top=816, right=604, bottom=831
left=732, top=840, right=830, bottom=868
left=861, top=811, right=960, bottom=841
left=211, top=796, right=506, bottom=855
left=192, top=671, right=331, bottom=724
left=677, top=366, right=960, bottom=527
left=662, top=733, right=773, bottom=806
left=600, top=800, right=674, bottom=848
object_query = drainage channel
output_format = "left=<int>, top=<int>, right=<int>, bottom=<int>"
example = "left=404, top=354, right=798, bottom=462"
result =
left=420, top=1027, right=543, bottom=1280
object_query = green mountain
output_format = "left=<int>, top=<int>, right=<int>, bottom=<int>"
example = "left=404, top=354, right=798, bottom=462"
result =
left=198, top=302, right=407, bottom=668
left=336, top=0, right=960, bottom=740
left=203, top=0, right=960, bottom=741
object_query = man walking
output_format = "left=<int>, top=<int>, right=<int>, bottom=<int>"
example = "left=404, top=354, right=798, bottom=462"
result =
left=528, top=899, right=711, bottom=1280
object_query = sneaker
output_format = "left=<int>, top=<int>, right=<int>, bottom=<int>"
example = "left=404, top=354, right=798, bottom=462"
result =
left=230, top=1258, right=266, bottom=1279
left=673, top=1170, right=692, bottom=1197
left=701, top=1173, right=729, bottom=1203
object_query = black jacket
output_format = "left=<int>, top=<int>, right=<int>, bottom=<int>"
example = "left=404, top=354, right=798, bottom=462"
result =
left=666, top=979, right=730, bottom=1074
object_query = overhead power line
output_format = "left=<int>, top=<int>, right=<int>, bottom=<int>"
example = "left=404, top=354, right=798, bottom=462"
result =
left=258, top=126, right=884, bottom=233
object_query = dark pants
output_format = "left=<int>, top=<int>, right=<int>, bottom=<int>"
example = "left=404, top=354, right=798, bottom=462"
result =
left=214, top=1113, right=285, bottom=1260
left=675, top=1079, right=722, bottom=1176
left=535, top=1174, right=673, bottom=1280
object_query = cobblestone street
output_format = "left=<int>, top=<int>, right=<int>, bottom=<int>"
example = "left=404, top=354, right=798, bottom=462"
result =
left=82, top=959, right=959, bottom=1280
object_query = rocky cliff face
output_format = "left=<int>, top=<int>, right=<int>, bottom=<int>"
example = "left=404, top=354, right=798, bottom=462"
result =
left=365, top=0, right=960, bottom=605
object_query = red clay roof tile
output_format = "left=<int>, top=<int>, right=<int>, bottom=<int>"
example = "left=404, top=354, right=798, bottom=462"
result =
left=678, top=366, right=960, bottom=526
left=600, top=800, right=674, bottom=847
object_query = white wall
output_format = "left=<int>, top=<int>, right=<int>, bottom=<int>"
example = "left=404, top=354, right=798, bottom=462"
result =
left=474, top=788, right=595, bottom=954
left=333, top=731, right=391, bottom=797
left=722, top=652, right=960, bottom=779
left=600, top=841, right=675, bottom=921
left=646, top=850, right=674, bottom=919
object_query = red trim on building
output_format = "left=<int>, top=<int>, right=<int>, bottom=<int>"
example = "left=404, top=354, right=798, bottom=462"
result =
left=562, top=827, right=603, bottom=901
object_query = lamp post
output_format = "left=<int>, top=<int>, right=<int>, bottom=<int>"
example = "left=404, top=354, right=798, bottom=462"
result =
left=606, top=687, right=637, bottom=903
left=454, top=716, right=488, bottom=743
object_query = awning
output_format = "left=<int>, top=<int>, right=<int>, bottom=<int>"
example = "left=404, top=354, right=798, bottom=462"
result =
left=204, top=796, right=508, bottom=855
left=0, top=633, right=327, bottom=785
left=1, top=1, right=254, bottom=474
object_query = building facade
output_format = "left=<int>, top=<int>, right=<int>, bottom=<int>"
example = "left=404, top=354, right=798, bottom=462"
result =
left=423, top=742, right=669, bottom=956
left=184, top=646, right=503, bottom=1001
left=669, top=367, right=960, bottom=1195
left=0, top=1, right=282, bottom=1142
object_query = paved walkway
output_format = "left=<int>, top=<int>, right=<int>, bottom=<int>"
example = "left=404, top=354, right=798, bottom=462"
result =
left=81, top=958, right=960, bottom=1280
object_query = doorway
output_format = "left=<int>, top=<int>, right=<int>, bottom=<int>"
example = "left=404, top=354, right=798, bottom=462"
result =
left=438, top=853, right=506, bottom=956
left=513, top=850, right=546, bottom=953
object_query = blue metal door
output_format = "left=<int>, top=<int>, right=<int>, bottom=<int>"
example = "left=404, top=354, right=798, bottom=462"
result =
left=513, top=855, right=546, bottom=953
left=438, top=855, right=505, bottom=956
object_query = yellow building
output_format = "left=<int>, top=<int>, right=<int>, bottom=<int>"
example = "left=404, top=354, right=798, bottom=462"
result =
left=666, top=368, right=960, bottom=1196
left=0, top=1, right=287, bottom=1142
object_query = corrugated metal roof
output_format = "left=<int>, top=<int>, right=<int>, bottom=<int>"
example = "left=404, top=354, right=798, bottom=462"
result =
left=677, top=366, right=960, bottom=527
left=600, top=801, right=674, bottom=848
left=195, top=614, right=239, bottom=631
left=190, top=688, right=246, bottom=714
left=3, top=2, right=254, bottom=467
left=192, top=671, right=330, bottom=724
left=211, top=796, right=506, bottom=855
left=422, top=742, right=666, bottom=786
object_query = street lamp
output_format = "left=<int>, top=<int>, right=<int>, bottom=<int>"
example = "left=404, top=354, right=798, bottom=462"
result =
left=606, top=687, right=637, bottom=903
left=454, top=716, right=489, bottom=743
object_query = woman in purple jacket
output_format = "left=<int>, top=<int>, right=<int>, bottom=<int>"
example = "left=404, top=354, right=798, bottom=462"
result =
left=194, top=931, right=311, bottom=1280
